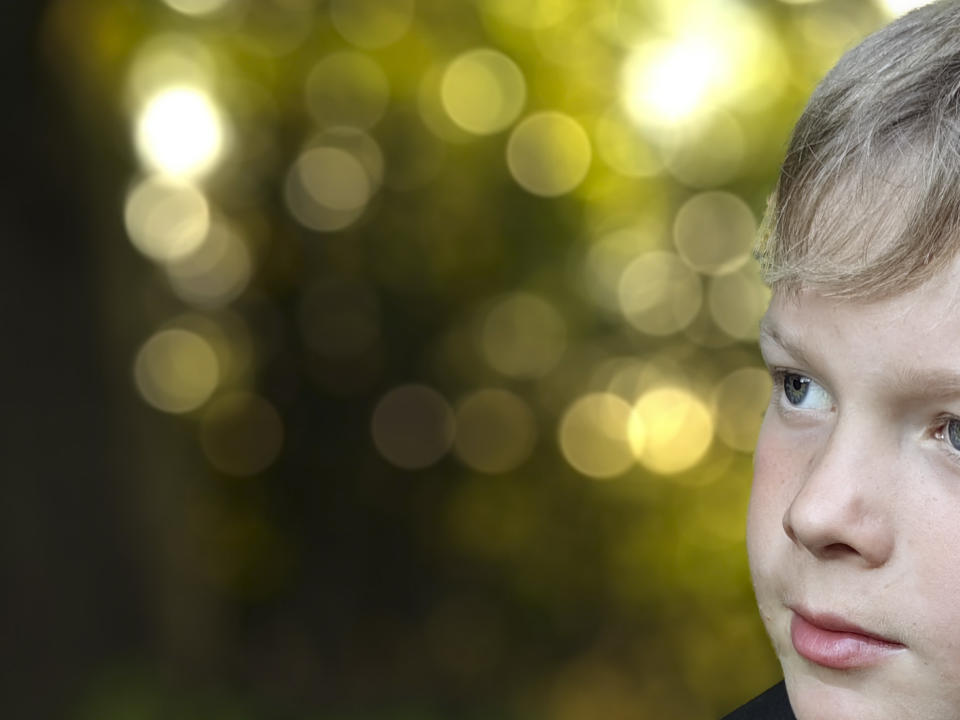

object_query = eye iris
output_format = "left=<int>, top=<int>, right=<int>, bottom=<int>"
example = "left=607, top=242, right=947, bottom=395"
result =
left=948, top=419, right=960, bottom=451
left=784, top=374, right=810, bottom=405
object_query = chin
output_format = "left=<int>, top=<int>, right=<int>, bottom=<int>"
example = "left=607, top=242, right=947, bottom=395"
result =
left=785, top=673, right=881, bottom=720
left=782, top=666, right=932, bottom=720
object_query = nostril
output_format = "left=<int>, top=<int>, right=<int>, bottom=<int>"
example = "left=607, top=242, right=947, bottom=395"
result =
left=820, top=542, right=858, bottom=559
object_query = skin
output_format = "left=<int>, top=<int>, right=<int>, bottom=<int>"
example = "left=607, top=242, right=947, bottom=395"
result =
left=748, top=257, right=960, bottom=720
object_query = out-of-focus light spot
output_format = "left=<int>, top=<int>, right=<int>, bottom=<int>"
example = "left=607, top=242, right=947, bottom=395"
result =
left=661, top=111, right=746, bottom=188
left=595, top=109, right=663, bottom=178
left=480, top=0, right=573, bottom=29
left=618, top=250, right=702, bottom=336
left=620, top=3, right=785, bottom=128
left=200, top=391, right=284, bottom=475
left=632, top=386, right=713, bottom=475
left=165, top=220, right=251, bottom=307
left=329, top=0, right=415, bottom=49
left=440, top=48, right=526, bottom=135
left=162, top=0, right=231, bottom=16
left=305, top=52, right=390, bottom=130
left=124, top=176, right=210, bottom=263
left=135, top=86, right=227, bottom=178
left=622, top=39, right=719, bottom=127
left=581, top=223, right=662, bottom=312
left=309, top=127, right=385, bottom=188
left=134, top=328, right=220, bottom=413
left=507, top=111, right=592, bottom=197
left=126, top=35, right=215, bottom=106
left=302, top=148, right=369, bottom=211
left=713, top=367, right=770, bottom=453
left=285, top=146, right=373, bottom=232
left=173, top=311, right=253, bottom=386
left=877, top=0, right=931, bottom=17
left=299, top=277, right=380, bottom=359
left=371, top=385, right=455, bottom=470
left=559, top=393, right=637, bottom=479
left=708, top=262, right=771, bottom=341
left=673, top=191, right=756, bottom=276
left=481, top=292, right=567, bottom=378
left=454, top=389, right=537, bottom=474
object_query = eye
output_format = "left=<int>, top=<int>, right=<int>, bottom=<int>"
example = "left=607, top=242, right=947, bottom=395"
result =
left=780, top=372, right=833, bottom=411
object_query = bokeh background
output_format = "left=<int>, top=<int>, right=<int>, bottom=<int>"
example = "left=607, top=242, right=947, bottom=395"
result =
left=3, top=0, right=921, bottom=717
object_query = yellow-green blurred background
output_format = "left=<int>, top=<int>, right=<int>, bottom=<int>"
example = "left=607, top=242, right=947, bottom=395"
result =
left=2, top=0, right=917, bottom=717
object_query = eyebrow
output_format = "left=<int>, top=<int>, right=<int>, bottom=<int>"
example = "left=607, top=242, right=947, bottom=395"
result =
left=757, top=319, right=815, bottom=369
left=758, top=319, right=960, bottom=398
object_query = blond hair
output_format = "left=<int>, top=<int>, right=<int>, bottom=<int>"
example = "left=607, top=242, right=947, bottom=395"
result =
left=757, top=0, right=960, bottom=299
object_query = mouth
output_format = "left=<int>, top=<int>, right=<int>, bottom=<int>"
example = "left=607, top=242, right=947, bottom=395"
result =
left=789, top=607, right=906, bottom=669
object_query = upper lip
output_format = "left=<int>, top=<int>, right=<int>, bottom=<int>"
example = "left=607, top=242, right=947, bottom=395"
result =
left=790, top=606, right=904, bottom=645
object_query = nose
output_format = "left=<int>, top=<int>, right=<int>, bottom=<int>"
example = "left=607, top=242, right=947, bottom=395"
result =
left=781, top=418, right=895, bottom=568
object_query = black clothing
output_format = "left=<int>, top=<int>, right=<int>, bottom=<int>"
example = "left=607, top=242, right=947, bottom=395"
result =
left=721, top=682, right=796, bottom=720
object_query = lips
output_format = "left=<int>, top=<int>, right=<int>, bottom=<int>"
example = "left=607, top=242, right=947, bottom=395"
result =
left=790, top=608, right=906, bottom=669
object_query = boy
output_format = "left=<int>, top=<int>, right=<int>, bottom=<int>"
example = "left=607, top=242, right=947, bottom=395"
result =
left=724, top=2, right=960, bottom=718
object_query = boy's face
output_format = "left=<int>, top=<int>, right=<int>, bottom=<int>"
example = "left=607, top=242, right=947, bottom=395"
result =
left=749, top=257, right=960, bottom=720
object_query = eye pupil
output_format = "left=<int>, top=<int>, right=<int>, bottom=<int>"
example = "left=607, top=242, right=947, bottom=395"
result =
left=783, top=373, right=810, bottom=405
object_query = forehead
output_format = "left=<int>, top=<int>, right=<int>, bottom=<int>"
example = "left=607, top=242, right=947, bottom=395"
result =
left=761, top=256, right=960, bottom=383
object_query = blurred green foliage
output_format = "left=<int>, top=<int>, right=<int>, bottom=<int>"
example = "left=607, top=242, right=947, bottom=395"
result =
left=39, top=0, right=898, bottom=717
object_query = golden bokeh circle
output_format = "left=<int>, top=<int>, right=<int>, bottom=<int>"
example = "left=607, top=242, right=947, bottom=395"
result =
left=371, top=385, right=456, bottom=470
left=135, top=85, right=227, bottom=178
left=673, top=191, right=756, bottom=276
left=506, top=111, right=592, bottom=197
left=713, top=367, right=771, bottom=453
left=558, top=393, right=636, bottom=479
left=618, top=251, right=702, bottom=336
left=165, top=220, right=251, bottom=307
left=302, top=147, right=371, bottom=212
left=581, top=223, right=662, bottom=312
left=284, top=146, right=373, bottom=232
left=307, top=127, right=385, bottom=189
left=440, top=48, right=526, bottom=135
left=632, top=386, right=714, bottom=475
left=124, top=176, right=210, bottom=264
left=200, top=392, right=285, bottom=476
left=453, top=389, right=537, bottom=474
left=133, top=328, right=220, bottom=414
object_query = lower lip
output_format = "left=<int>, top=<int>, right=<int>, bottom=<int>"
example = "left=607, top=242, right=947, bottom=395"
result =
left=790, top=612, right=905, bottom=669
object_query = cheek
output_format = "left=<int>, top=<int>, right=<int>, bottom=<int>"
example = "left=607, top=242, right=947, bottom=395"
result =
left=747, top=413, right=789, bottom=542
left=747, top=414, right=791, bottom=555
